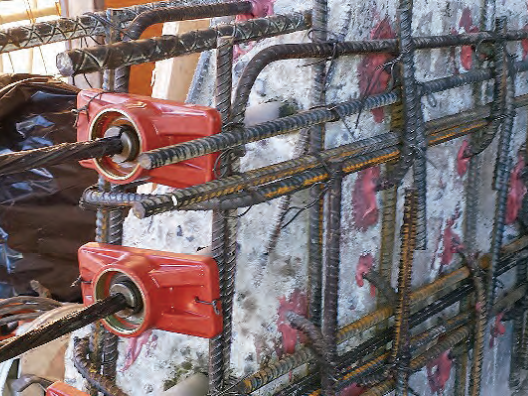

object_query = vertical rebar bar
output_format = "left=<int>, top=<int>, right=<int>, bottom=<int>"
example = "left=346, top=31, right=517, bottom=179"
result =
left=453, top=340, right=468, bottom=396
left=488, top=17, right=515, bottom=313
left=466, top=258, right=486, bottom=396
left=97, top=11, right=123, bottom=386
left=392, top=189, right=417, bottom=396
left=209, top=35, right=236, bottom=395
left=397, top=0, right=427, bottom=250
left=321, top=162, right=343, bottom=396
left=378, top=102, right=403, bottom=330
left=307, top=0, right=328, bottom=328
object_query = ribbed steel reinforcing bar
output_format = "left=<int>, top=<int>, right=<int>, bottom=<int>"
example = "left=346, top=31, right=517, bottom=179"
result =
left=54, top=26, right=528, bottom=77
left=321, top=163, right=343, bottom=395
left=138, top=65, right=507, bottom=172
left=0, top=0, right=226, bottom=53
left=56, top=12, right=312, bottom=76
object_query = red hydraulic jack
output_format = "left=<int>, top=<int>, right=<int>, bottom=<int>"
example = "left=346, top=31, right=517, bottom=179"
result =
left=78, top=243, right=223, bottom=338
left=77, top=89, right=222, bottom=188
left=46, top=382, right=89, bottom=396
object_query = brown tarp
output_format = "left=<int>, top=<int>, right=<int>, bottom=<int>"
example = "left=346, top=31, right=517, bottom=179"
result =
left=0, top=73, right=96, bottom=301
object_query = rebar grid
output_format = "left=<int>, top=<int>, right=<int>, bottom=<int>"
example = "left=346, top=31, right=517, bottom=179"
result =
left=3, top=1, right=528, bottom=395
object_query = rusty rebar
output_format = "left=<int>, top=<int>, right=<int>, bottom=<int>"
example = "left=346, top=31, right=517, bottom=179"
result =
left=463, top=255, right=486, bottom=396
left=361, top=326, right=471, bottom=396
left=234, top=237, right=527, bottom=394
left=137, top=66, right=504, bottom=174
left=320, top=163, right=343, bottom=395
left=377, top=101, right=403, bottom=328
left=466, top=18, right=510, bottom=158
left=286, top=312, right=326, bottom=360
left=56, top=12, right=312, bottom=76
left=385, top=4, right=427, bottom=251
left=392, top=189, right=417, bottom=396
left=137, top=116, right=487, bottom=215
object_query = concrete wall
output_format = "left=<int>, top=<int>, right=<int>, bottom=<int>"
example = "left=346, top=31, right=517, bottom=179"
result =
left=64, top=0, right=528, bottom=395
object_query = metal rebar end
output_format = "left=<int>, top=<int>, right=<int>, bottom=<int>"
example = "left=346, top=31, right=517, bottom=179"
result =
left=56, top=51, right=76, bottom=77
left=137, top=153, right=155, bottom=170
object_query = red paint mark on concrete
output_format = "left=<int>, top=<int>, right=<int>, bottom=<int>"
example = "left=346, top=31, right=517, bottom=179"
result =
left=122, top=330, right=153, bottom=371
left=458, top=7, right=473, bottom=30
left=352, top=166, right=380, bottom=231
left=338, top=384, right=366, bottom=396
left=457, top=140, right=470, bottom=176
left=522, top=25, right=528, bottom=60
left=506, top=155, right=527, bottom=225
left=357, top=18, right=395, bottom=123
left=426, top=350, right=452, bottom=394
left=234, top=0, right=275, bottom=59
left=456, top=8, right=479, bottom=70
left=356, top=254, right=375, bottom=297
left=490, top=313, right=506, bottom=347
left=236, top=0, right=275, bottom=21
left=440, top=211, right=464, bottom=268
left=277, top=289, right=307, bottom=357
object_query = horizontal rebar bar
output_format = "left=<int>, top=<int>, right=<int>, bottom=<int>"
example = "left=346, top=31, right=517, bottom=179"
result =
left=132, top=108, right=490, bottom=216
left=55, top=27, right=528, bottom=77
left=56, top=12, right=312, bottom=76
left=138, top=65, right=503, bottom=172
left=0, top=0, right=226, bottom=53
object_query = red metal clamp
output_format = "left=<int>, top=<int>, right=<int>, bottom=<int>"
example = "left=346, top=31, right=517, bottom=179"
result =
left=77, top=89, right=221, bottom=188
left=46, top=382, right=88, bottom=396
left=78, top=242, right=222, bottom=338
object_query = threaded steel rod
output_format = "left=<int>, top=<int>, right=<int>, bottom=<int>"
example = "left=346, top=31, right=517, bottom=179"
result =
left=135, top=116, right=488, bottom=215
left=0, top=137, right=122, bottom=177
left=0, top=294, right=127, bottom=364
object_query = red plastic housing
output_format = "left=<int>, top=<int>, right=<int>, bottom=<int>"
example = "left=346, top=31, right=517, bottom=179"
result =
left=47, top=382, right=88, bottom=396
left=77, top=89, right=221, bottom=188
left=78, top=242, right=222, bottom=338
